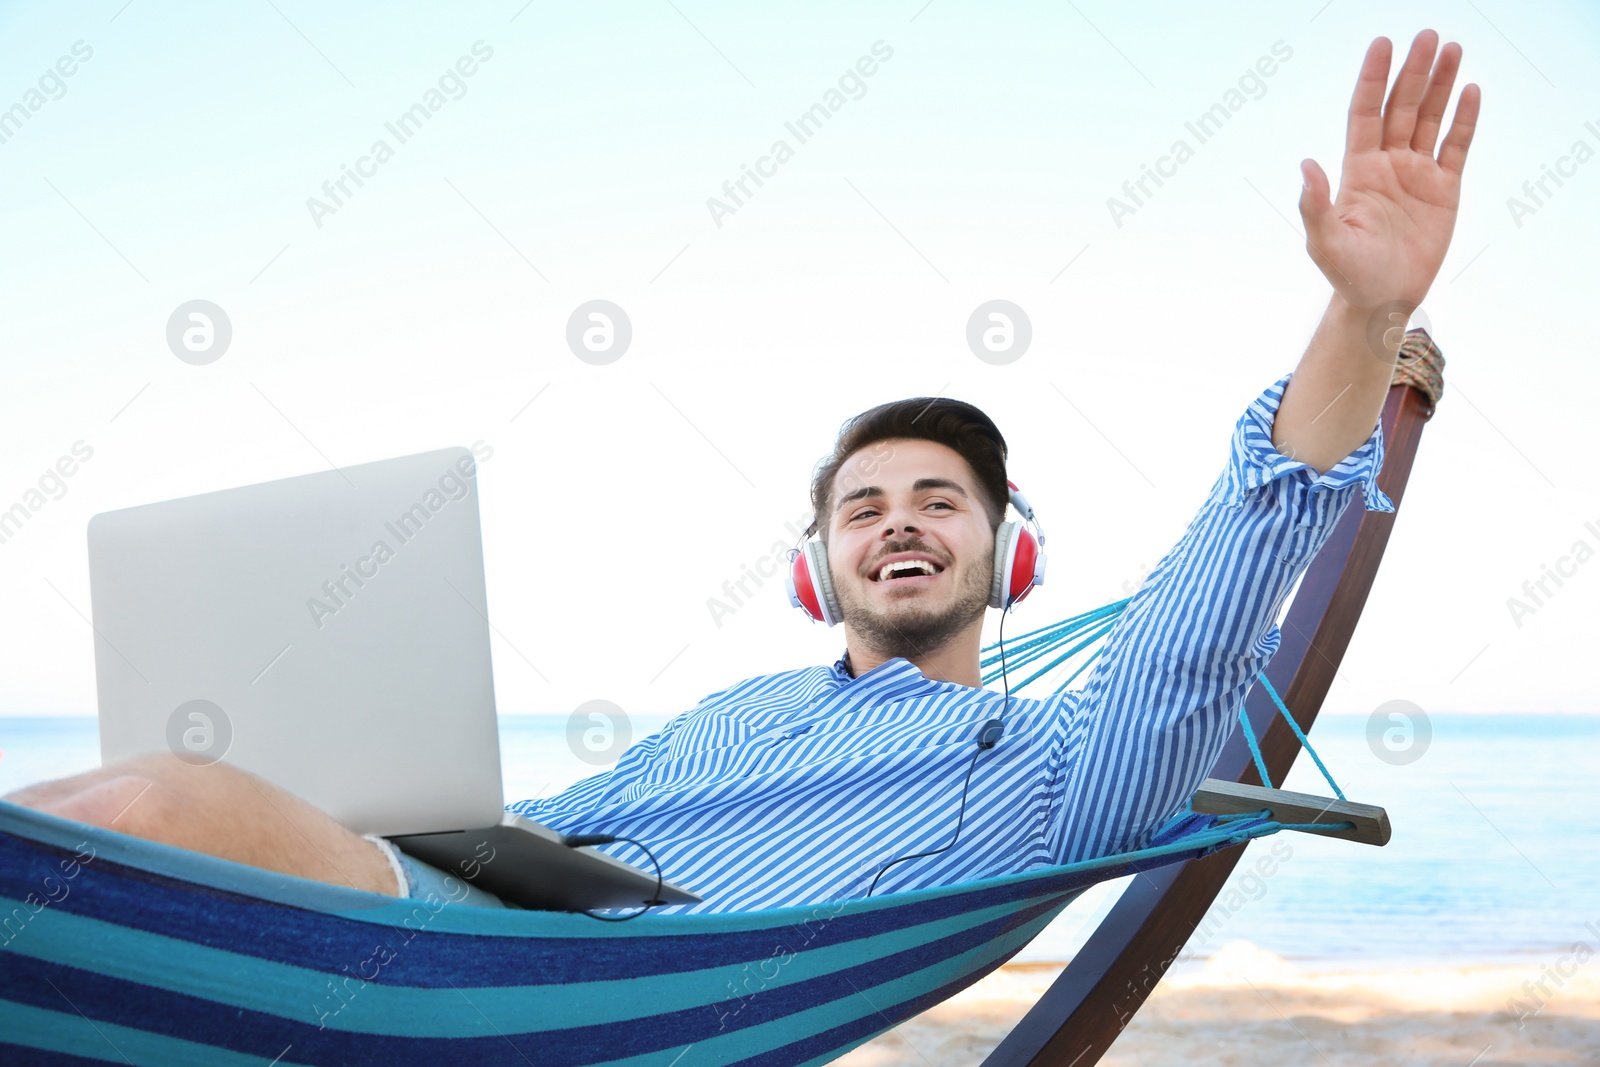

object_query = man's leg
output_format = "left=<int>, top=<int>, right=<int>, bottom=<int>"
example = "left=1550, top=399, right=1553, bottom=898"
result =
left=3, top=752, right=401, bottom=896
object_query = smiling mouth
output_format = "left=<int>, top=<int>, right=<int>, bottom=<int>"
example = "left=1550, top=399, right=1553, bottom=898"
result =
left=870, top=560, right=946, bottom=584
left=874, top=572, right=941, bottom=589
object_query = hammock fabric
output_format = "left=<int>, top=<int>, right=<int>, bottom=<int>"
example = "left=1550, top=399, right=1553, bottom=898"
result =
left=0, top=795, right=1302, bottom=1067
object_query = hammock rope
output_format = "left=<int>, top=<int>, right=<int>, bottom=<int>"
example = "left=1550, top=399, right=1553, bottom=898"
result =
left=980, top=601, right=1349, bottom=800
left=978, top=598, right=1129, bottom=692
left=1236, top=702, right=1276, bottom=789
left=1253, top=671, right=1347, bottom=800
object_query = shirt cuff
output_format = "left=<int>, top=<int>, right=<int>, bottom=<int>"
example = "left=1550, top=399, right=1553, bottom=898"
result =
left=1214, top=373, right=1394, bottom=513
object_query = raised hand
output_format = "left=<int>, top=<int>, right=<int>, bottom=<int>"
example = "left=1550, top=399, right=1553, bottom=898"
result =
left=1298, top=30, right=1481, bottom=312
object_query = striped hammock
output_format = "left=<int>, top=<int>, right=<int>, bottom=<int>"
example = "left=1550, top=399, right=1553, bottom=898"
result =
left=0, top=797, right=1296, bottom=1067
left=0, top=605, right=1324, bottom=1066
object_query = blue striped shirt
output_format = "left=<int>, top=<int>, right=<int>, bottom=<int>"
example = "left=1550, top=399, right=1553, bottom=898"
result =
left=508, top=375, right=1393, bottom=914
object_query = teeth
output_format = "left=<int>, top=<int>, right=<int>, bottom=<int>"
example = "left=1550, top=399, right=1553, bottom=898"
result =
left=877, top=559, right=937, bottom=581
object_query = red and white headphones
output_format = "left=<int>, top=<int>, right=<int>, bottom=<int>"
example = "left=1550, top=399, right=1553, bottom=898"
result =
left=786, top=480, right=1047, bottom=627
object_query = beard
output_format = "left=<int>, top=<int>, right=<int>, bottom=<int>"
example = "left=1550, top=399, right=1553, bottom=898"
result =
left=833, top=545, right=993, bottom=664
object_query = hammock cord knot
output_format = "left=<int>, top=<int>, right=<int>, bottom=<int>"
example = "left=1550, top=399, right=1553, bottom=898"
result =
left=1392, top=327, right=1445, bottom=418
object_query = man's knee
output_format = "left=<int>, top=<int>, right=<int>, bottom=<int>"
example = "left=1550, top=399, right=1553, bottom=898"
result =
left=11, top=754, right=242, bottom=841
left=45, top=774, right=161, bottom=832
left=8, top=753, right=401, bottom=896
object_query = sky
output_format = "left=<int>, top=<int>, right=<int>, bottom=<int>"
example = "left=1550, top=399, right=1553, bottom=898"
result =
left=0, top=0, right=1596, bottom=726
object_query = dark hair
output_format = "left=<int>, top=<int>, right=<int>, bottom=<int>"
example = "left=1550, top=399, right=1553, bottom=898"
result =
left=808, top=397, right=1010, bottom=544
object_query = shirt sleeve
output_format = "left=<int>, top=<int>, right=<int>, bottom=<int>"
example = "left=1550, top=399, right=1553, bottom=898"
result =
left=505, top=684, right=734, bottom=821
left=1047, top=373, right=1391, bottom=865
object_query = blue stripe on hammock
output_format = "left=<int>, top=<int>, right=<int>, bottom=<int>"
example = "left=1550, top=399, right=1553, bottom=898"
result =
left=0, top=809, right=1232, bottom=990
left=0, top=1040, right=125, bottom=1067
left=0, top=805, right=1271, bottom=1066
left=0, top=830, right=1080, bottom=988
left=0, top=876, right=1075, bottom=1036
left=1, top=1009, right=292, bottom=1067
left=1, top=897, right=1069, bottom=1066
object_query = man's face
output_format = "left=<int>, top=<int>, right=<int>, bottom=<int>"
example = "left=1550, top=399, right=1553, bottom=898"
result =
left=826, top=438, right=995, bottom=660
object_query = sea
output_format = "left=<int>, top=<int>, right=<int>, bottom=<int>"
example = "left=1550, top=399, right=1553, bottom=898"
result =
left=3, top=713, right=1595, bottom=972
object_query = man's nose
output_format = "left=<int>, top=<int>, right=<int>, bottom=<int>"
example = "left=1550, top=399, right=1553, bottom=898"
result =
left=877, top=505, right=921, bottom=536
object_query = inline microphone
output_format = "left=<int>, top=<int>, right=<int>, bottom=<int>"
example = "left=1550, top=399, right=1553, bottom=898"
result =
left=977, top=719, right=1005, bottom=750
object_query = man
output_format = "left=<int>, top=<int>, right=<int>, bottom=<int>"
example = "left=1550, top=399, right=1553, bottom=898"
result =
left=5, top=31, right=1478, bottom=913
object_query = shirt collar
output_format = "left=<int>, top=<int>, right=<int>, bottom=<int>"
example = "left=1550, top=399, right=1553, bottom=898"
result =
left=834, top=649, right=854, bottom=679
left=831, top=649, right=950, bottom=691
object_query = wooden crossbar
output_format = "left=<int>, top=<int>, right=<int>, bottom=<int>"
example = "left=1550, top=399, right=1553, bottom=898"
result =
left=1190, top=778, right=1390, bottom=846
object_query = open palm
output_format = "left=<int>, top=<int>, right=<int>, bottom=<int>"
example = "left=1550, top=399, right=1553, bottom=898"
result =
left=1299, top=31, right=1481, bottom=311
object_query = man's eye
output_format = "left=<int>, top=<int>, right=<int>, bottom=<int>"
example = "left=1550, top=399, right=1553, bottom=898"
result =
left=851, top=501, right=953, bottom=521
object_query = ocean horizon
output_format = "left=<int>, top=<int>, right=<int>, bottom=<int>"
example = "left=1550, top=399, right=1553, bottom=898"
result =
left=4, top=712, right=1595, bottom=970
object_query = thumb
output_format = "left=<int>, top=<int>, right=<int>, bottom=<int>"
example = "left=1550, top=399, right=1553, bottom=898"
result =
left=1298, top=158, right=1333, bottom=234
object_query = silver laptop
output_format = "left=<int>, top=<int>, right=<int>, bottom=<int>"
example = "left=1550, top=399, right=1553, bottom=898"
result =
left=87, top=447, right=697, bottom=911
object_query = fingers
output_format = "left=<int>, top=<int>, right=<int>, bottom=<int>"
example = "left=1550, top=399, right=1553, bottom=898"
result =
left=1438, top=82, right=1482, bottom=176
left=1380, top=29, right=1440, bottom=150
left=1345, top=37, right=1392, bottom=156
left=1410, top=41, right=1463, bottom=154
left=1347, top=30, right=1475, bottom=171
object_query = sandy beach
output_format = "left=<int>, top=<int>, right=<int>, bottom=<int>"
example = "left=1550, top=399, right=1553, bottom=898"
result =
left=837, top=942, right=1600, bottom=1066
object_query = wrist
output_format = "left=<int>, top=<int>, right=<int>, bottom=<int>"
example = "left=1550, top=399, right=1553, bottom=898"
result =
left=1326, top=290, right=1408, bottom=364
left=1327, top=289, right=1406, bottom=317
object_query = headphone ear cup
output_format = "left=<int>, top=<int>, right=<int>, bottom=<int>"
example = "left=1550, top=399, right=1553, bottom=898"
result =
left=810, top=539, right=843, bottom=626
left=789, top=539, right=843, bottom=626
left=991, top=521, right=1044, bottom=610
left=991, top=521, right=1019, bottom=610
left=1010, top=527, right=1043, bottom=607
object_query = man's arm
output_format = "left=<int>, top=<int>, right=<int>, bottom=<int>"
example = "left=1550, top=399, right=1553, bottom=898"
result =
left=1273, top=31, right=1478, bottom=473
left=1047, top=378, right=1390, bottom=865
left=1045, top=29, right=1479, bottom=865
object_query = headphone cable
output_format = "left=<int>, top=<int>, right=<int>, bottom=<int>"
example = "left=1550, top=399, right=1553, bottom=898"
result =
left=563, top=833, right=666, bottom=922
left=867, top=604, right=1011, bottom=897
